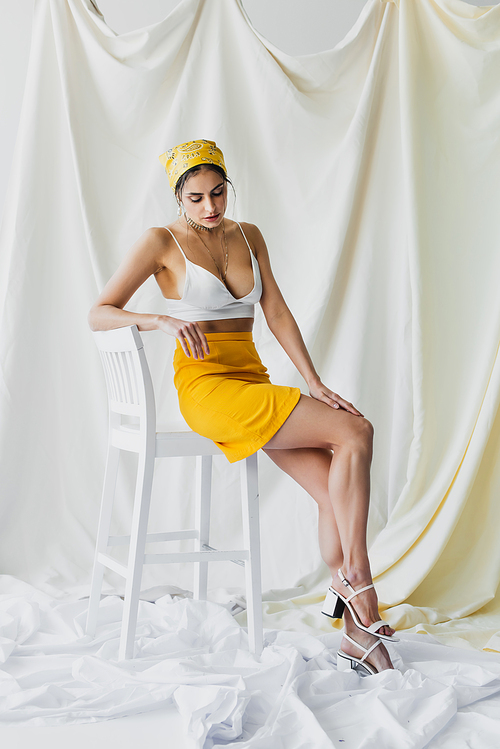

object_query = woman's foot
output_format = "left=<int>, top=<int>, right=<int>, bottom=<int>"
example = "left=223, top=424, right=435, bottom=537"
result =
left=341, top=609, right=394, bottom=672
left=330, top=568, right=396, bottom=639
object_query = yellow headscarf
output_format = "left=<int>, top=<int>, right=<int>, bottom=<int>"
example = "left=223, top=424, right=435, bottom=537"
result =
left=159, top=139, right=226, bottom=192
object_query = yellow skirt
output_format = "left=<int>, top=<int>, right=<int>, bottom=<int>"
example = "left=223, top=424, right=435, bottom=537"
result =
left=173, top=332, right=301, bottom=463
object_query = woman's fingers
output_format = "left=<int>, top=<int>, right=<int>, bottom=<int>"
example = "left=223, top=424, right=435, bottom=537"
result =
left=333, top=395, right=363, bottom=417
left=181, top=329, right=202, bottom=359
left=177, top=331, right=192, bottom=357
left=179, top=323, right=209, bottom=360
left=319, top=389, right=364, bottom=417
left=157, top=316, right=209, bottom=358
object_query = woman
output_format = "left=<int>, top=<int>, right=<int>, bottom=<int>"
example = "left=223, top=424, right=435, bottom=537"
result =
left=88, top=139, right=397, bottom=674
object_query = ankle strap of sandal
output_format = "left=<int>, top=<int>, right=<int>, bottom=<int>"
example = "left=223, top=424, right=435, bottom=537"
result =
left=343, top=632, right=382, bottom=662
left=338, top=569, right=374, bottom=602
left=345, top=583, right=374, bottom=602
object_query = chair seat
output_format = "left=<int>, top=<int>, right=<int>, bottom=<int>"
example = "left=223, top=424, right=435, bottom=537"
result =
left=114, top=423, right=223, bottom=457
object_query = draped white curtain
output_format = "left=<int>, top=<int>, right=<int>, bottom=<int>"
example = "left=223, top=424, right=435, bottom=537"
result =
left=1, top=0, right=500, bottom=649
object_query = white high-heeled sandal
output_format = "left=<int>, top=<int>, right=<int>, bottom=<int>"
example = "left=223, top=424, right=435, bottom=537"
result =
left=322, top=569, right=399, bottom=642
left=337, top=632, right=382, bottom=676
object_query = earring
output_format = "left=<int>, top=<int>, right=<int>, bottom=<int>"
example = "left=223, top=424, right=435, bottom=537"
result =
left=177, top=202, right=182, bottom=217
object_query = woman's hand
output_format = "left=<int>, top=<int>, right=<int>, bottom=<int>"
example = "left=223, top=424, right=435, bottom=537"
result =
left=308, top=380, right=364, bottom=416
left=157, top=315, right=210, bottom=360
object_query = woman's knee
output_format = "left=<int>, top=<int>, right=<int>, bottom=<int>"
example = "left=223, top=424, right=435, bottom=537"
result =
left=354, top=416, right=374, bottom=447
left=360, top=417, right=374, bottom=442
left=333, top=416, right=374, bottom=453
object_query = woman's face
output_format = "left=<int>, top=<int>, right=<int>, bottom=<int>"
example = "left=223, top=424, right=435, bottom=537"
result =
left=180, top=168, right=227, bottom=229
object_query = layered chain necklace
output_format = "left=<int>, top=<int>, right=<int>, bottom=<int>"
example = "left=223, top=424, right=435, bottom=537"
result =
left=185, top=215, right=229, bottom=282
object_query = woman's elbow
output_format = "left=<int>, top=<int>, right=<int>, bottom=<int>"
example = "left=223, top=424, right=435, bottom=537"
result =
left=88, top=303, right=106, bottom=332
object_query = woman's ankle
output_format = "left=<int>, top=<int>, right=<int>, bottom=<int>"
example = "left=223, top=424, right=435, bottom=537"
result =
left=337, top=565, right=372, bottom=588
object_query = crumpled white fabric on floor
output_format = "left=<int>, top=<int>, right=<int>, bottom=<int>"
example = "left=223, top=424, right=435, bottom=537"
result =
left=2, top=576, right=500, bottom=748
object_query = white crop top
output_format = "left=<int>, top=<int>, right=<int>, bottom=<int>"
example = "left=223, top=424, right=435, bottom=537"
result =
left=163, top=222, right=262, bottom=322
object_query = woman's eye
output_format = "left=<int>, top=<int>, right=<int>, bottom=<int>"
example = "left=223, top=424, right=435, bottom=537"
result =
left=189, top=190, right=222, bottom=203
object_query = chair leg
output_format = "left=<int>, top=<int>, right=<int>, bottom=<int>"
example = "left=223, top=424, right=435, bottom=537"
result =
left=241, top=453, right=263, bottom=656
left=119, top=446, right=155, bottom=661
left=86, top=444, right=120, bottom=637
left=194, top=455, right=212, bottom=601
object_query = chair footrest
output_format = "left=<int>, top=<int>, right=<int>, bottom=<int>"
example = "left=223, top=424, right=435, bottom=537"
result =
left=108, top=530, right=199, bottom=546
left=144, top=549, right=249, bottom=565
left=202, top=544, right=245, bottom=567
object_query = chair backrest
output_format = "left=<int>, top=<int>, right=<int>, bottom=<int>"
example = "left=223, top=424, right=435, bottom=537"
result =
left=92, top=325, right=155, bottom=423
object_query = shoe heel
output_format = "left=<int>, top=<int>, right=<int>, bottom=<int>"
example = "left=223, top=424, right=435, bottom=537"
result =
left=321, top=588, right=346, bottom=619
left=336, top=652, right=353, bottom=672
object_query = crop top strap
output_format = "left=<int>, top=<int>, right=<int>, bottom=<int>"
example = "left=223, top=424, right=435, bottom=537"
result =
left=235, top=221, right=254, bottom=258
left=164, top=226, right=187, bottom=259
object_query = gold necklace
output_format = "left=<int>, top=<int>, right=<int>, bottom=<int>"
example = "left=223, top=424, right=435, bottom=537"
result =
left=185, top=214, right=214, bottom=232
left=187, top=219, right=229, bottom=282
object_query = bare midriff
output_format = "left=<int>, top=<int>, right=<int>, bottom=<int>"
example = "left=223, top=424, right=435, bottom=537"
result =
left=197, top=318, right=254, bottom=334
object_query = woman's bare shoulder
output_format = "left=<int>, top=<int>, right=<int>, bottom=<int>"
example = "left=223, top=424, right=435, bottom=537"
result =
left=133, top=225, right=181, bottom=257
left=232, top=221, right=265, bottom=245
left=233, top=221, right=268, bottom=260
left=234, top=220, right=261, bottom=234
left=141, top=224, right=175, bottom=244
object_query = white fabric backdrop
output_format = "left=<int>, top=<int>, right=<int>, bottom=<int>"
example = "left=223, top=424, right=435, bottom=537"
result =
left=1, top=0, right=500, bottom=648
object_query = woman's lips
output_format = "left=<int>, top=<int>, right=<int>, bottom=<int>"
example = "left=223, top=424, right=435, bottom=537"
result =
left=204, top=214, right=219, bottom=221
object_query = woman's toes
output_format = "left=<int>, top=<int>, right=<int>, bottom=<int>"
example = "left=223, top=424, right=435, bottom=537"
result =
left=379, top=625, right=395, bottom=637
left=340, top=633, right=394, bottom=673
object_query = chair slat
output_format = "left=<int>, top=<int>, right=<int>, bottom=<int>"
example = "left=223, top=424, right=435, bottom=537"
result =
left=119, top=351, right=133, bottom=404
left=111, top=351, right=127, bottom=403
left=104, top=351, right=120, bottom=402
left=100, top=351, right=116, bottom=402
left=125, top=350, right=139, bottom=405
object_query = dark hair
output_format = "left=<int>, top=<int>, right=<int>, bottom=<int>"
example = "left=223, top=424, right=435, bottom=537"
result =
left=174, top=163, right=233, bottom=200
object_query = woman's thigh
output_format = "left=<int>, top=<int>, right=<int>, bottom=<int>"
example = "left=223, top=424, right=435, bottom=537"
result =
left=264, top=394, right=373, bottom=451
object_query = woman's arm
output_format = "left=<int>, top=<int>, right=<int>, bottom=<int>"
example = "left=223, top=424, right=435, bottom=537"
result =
left=246, top=224, right=362, bottom=416
left=88, top=227, right=209, bottom=359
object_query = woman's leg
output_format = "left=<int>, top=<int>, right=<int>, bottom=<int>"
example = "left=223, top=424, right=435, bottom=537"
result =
left=261, top=446, right=344, bottom=577
left=263, top=394, right=394, bottom=671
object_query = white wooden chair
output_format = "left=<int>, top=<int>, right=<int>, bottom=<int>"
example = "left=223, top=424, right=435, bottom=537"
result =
left=86, top=325, right=263, bottom=660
